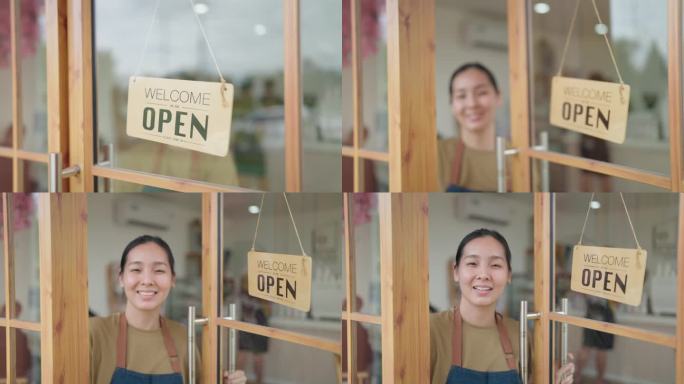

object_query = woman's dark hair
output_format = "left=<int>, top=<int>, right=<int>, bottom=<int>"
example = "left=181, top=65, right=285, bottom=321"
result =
left=448, top=62, right=500, bottom=100
left=454, top=228, right=511, bottom=271
left=120, top=235, right=175, bottom=276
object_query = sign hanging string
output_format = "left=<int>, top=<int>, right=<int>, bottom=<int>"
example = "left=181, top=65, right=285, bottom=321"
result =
left=132, top=0, right=230, bottom=106
left=251, top=193, right=307, bottom=256
left=578, top=192, right=642, bottom=251
left=556, top=0, right=625, bottom=86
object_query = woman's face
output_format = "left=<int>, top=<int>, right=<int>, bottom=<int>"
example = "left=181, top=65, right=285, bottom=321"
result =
left=450, top=68, right=501, bottom=134
left=453, top=236, right=511, bottom=308
left=119, top=242, right=175, bottom=312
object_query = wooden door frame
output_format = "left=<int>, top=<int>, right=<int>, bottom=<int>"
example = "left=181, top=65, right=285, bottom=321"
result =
left=0, top=193, right=89, bottom=383
left=198, top=193, right=430, bottom=383
left=343, top=0, right=439, bottom=192
left=64, top=0, right=303, bottom=193
left=507, top=0, right=684, bottom=192
left=533, top=192, right=684, bottom=383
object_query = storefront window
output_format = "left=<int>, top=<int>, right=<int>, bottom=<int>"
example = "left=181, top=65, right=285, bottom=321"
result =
left=94, top=1, right=286, bottom=191
left=221, top=193, right=343, bottom=340
left=12, top=193, right=40, bottom=323
left=531, top=0, right=670, bottom=190
left=301, top=0, right=342, bottom=192
left=554, top=193, right=678, bottom=334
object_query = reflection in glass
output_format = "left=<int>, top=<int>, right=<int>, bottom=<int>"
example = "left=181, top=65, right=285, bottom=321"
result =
left=351, top=193, right=380, bottom=316
left=95, top=1, right=288, bottom=190
left=221, top=193, right=343, bottom=341
left=301, top=0, right=342, bottom=192
left=12, top=194, right=40, bottom=323
left=555, top=323, right=674, bottom=383
left=341, top=321, right=382, bottom=384
left=87, top=193, right=202, bottom=323
left=531, top=0, right=670, bottom=188
left=19, top=0, right=47, bottom=153
left=0, top=328, right=40, bottom=383
left=554, top=193, right=678, bottom=334
left=341, top=0, right=388, bottom=154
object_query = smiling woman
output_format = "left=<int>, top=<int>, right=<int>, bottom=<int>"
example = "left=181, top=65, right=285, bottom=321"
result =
left=89, top=235, right=247, bottom=384
left=430, top=228, right=575, bottom=384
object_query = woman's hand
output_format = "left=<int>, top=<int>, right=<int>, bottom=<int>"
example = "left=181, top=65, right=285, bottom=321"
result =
left=555, top=353, right=575, bottom=384
left=223, top=370, right=247, bottom=384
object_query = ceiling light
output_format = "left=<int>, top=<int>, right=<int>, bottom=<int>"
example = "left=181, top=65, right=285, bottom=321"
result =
left=193, top=3, right=209, bottom=15
left=590, top=201, right=601, bottom=210
left=254, top=24, right=267, bottom=36
left=533, top=2, right=550, bottom=14
left=248, top=205, right=260, bottom=214
left=595, top=23, right=608, bottom=35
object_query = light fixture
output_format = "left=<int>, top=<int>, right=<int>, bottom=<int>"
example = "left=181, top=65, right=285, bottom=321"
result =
left=254, top=24, right=267, bottom=36
left=248, top=205, right=260, bottom=214
left=193, top=3, right=209, bottom=15
left=594, top=23, right=608, bottom=35
left=590, top=201, right=601, bottom=210
left=533, top=2, right=550, bottom=14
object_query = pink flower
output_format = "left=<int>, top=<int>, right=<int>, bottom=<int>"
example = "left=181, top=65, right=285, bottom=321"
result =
left=342, top=0, right=384, bottom=67
left=0, top=0, right=42, bottom=68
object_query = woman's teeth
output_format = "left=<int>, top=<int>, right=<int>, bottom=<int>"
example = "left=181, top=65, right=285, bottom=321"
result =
left=473, top=286, right=492, bottom=291
left=137, top=291, right=157, bottom=296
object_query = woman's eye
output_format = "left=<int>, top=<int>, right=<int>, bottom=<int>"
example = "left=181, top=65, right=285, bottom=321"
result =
left=492, top=264, right=502, bottom=269
left=130, top=269, right=141, bottom=272
left=155, top=270, right=166, bottom=273
left=467, top=262, right=477, bottom=267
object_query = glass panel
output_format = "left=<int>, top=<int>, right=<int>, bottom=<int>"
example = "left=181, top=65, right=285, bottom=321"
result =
left=19, top=161, right=47, bottom=193
left=220, top=333, right=338, bottom=384
left=342, top=0, right=388, bottom=153
left=94, top=1, right=286, bottom=190
left=222, top=193, right=343, bottom=340
left=0, top=328, right=41, bottom=382
left=343, top=159, right=388, bottom=192
left=341, top=321, right=382, bottom=383
left=539, top=161, right=669, bottom=192
left=18, top=0, right=47, bottom=153
left=301, top=0, right=342, bottom=192
left=0, top=205, right=4, bottom=306
left=0, top=158, right=11, bottom=192
left=434, top=1, right=510, bottom=192
left=554, top=193, right=678, bottom=333
left=555, top=323, right=675, bottom=383
left=87, top=193, right=202, bottom=323
left=0, top=0, right=13, bottom=160
left=351, top=193, right=380, bottom=316
left=429, top=194, right=534, bottom=315
left=531, top=0, right=670, bottom=175
left=12, top=193, right=39, bottom=322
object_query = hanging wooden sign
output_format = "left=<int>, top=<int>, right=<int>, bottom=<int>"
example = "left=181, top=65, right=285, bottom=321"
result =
left=570, top=245, right=647, bottom=306
left=550, top=76, right=630, bottom=144
left=248, top=251, right=312, bottom=311
left=126, top=76, right=234, bottom=156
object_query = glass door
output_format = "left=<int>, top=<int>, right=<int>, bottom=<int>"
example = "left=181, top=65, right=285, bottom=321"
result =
left=530, top=192, right=684, bottom=383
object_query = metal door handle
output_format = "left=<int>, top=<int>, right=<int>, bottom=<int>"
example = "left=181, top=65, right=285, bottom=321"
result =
left=48, top=152, right=81, bottom=192
left=496, top=131, right=549, bottom=192
left=226, top=303, right=238, bottom=373
left=557, top=298, right=569, bottom=366
left=188, top=306, right=208, bottom=384
left=520, top=300, right=540, bottom=384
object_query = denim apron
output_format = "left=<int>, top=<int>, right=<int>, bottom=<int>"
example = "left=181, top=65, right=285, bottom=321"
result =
left=110, top=313, right=184, bottom=384
left=446, top=308, right=522, bottom=384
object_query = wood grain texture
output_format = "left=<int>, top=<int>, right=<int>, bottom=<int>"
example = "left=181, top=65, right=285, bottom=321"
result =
left=0, top=148, right=49, bottom=163
left=66, top=0, right=95, bottom=192
left=201, top=193, right=220, bottom=383
left=351, top=0, right=362, bottom=192
left=548, top=312, right=676, bottom=348
left=343, top=194, right=358, bottom=379
left=507, top=0, right=532, bottom=192
left=46, top=0, right=71, bottom=191
left=379, top=193, right=430, bottom=383
left=216, top=318, right=341, bottom=355
left=533, top=192, right=551, bottom=383
left=341, top=312, right=382, bottom=326
left=284, top=0, right=302, bottom=192
left=39, top=193, right=90, bottom=383
left=342, top=146, right=390, bottom=163
left=668, top=0, right=683, bottom=191
left=92, top=166, right=256, bottom=192
left=524, top=148, right=672, bottom=190
left=386, top=0, right=438, bottom=191
left=3, top=194, right=16, bottom=382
